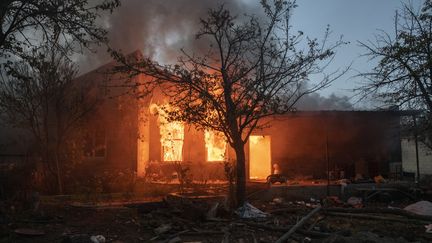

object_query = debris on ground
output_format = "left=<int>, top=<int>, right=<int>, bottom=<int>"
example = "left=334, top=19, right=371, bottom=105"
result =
left=14, top=228, right=45, bottom=236
left=404, top=200, right=432, bottom=216
left=272, top=197, right=284, bottom=204
left=322, top=196, right=343, bottom=207
left=425, top=224, right=432, bottom=233
left=235, top=202, right=268, bottom=219
left=90, top=234, right=106, bottom=243
left=374, top=175, right=387, bottom=184
left=325, top=231, right=411, bottom=243
left=2, top=182, right=432, bottom=242
left=154, top=224, right=172, bottom=234
left=347, top=196, right=363, bottom=208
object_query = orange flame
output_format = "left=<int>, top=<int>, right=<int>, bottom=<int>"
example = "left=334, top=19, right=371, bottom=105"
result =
left=204, top=130, right=227, bottom=162
left=150, top=103, right=184, bottom=162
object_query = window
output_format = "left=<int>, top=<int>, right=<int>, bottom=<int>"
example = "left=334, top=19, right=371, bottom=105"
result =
left=205, top=130, right=227, bottom=162
left=160, top=121, right=184, bottom=161
left=150, top=103, right=184, bottom=162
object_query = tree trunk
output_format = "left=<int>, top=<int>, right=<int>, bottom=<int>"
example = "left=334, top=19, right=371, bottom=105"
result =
left=55, top=149, right=63, bottom=194
left=234, top=142, right=246, bottom=207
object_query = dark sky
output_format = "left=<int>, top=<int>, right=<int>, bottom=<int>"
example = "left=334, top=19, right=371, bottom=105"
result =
left=75, top=0, right=423, bottom=106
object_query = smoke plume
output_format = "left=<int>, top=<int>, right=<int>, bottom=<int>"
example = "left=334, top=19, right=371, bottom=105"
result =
left=76, top=1, right=353, bottom=110
left=295, top=93, right=354, bottom=111
left=76, top=0, right=260, bottom=73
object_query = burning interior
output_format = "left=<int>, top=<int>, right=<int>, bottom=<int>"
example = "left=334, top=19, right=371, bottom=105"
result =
left=204, top=130, right=227, bottom=162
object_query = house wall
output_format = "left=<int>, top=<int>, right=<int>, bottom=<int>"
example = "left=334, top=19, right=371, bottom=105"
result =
left=137, top=110, right=402, bottom=181
left=402, top=138, right=432, bottom=177
left=249, top=111, right=402, bottom=179
left=73, top=57, right=140, bottom=172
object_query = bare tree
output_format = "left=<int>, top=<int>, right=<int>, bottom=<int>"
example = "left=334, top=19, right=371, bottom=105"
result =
left=0, top=43, right=99, bottom=194
left=358, top=1, right=432, bottom=147
left=112, top=0, right=345, bottom=206
left=0, top=0, right=120, bottom=59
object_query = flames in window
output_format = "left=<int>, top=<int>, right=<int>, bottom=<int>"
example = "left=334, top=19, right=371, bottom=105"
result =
left=150, top=103, right=184, bottom=162
left=205, top=130, right=227, bottom=162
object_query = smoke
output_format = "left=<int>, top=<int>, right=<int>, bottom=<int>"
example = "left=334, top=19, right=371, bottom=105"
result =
left=295, top=93, right=354, bottom=111
left=76, top=0, right=261, bottom=73
left=74, top=1, right=354, bottom=111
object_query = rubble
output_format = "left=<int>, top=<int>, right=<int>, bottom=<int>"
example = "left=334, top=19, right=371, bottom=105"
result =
left=425, top=224, right=432, bottom=233
left=235, top=202, right=268, bottom=219
left=90, top=235, right=106, bottom=243
left=324, top=231, right=411, bottom=243
left=14, top=228, right=45, bottom=236
left=404, top=200, right=432, bottom=216
left=2, top=182, right=432, bottom=242
left=346, top=196, right=363, bottom=208
left=154, top=224, right=172, bottom=234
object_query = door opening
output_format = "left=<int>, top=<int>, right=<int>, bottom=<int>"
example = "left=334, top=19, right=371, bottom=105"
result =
left=249, top=135, right=271, bottom=180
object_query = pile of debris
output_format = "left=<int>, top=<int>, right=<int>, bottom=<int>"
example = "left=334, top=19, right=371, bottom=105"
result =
left=3, top=185, right=432, bottom=242
left=127, top=192, right=432, bottom=243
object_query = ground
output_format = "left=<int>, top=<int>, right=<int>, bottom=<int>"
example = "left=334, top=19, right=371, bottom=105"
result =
left=1, top=182, right=432, bottom=243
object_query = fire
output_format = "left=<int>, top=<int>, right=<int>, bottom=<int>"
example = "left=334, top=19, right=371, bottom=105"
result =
left=204, top=130, right=227, bottom=161
left=150, top=103, right=184, bottom=161
left=249, top=135, right=271, bottom=179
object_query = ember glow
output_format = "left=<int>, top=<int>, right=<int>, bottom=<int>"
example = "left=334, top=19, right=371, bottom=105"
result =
left=204, top=130, right=227, bottom=161
left=151, top=103, right=184, bottom=161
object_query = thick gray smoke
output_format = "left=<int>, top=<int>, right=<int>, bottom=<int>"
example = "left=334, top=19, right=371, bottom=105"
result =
left=76, top=0, right=260, bottom=73
left=76, top=1, right=353, bottom=110
left=295, top=93, right=354, bottom=111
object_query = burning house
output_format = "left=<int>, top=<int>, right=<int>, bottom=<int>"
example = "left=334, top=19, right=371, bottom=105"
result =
left=70, top=52, right=405, bottom=183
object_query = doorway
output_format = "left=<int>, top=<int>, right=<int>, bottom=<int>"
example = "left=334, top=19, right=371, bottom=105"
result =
left=249, top=135, right=271, bottom=179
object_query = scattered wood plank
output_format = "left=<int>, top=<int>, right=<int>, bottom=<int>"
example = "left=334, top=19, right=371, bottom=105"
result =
left=324, top=207, right=432, bottom=222
left=161, top=230, right=190, bottom=243
left=14, top=228, right=45, bottom=236
left=307, top=215, right=326, bottom=231
left=244, top=221, right=330, bottom=238
left=323, top=211, right=429, bottom=225
left=267, top=207, right=304, bottom=214
left=16, top=218, right=64, bottom=224
left=275, top=206, right=322, bottom=243
left=181, top=230, right=225, bottom=235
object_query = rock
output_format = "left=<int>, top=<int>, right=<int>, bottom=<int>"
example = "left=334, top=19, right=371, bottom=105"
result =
left=404, top=201, right=432, bottom=216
